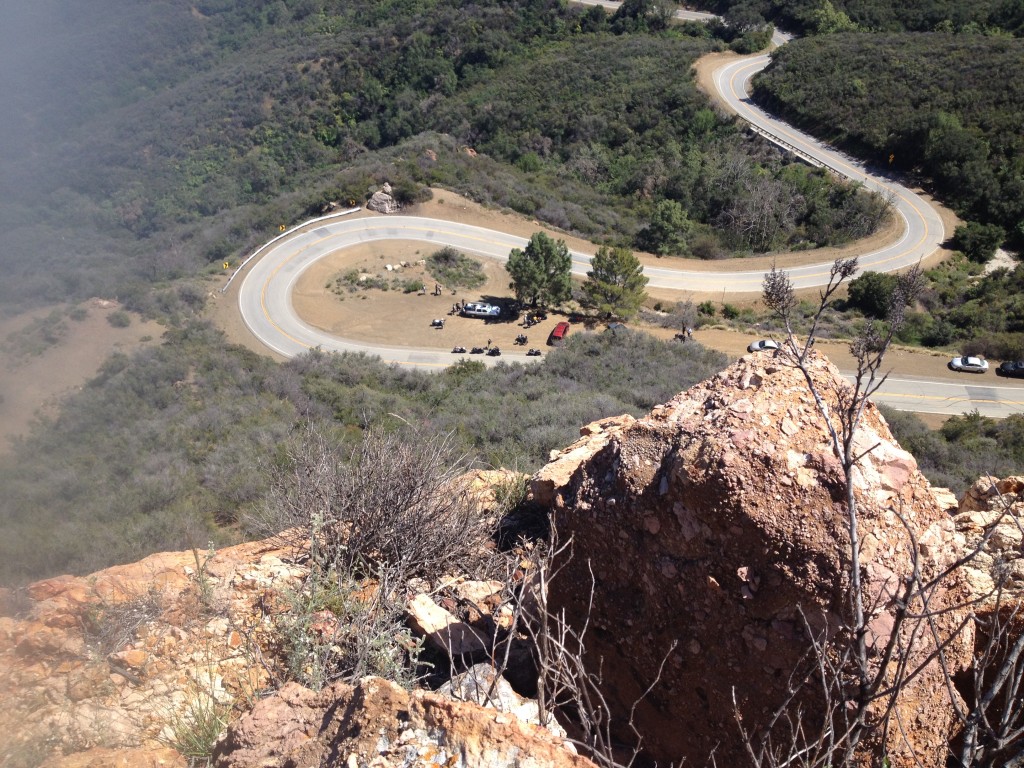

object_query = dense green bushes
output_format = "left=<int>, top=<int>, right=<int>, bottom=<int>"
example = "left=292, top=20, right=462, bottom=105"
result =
left=887, top=257, right=1024, bottom=357
left=426, top=247, right=486, bottom=290
left=0, top=0, right=889, bottom=315
left=698, top=0, right=1022, bottom=34
left=433, top=33, right=888, bottom=255
left=753, top=33, right=1024, bottom=242
left=0, top=0, right=592, bottom=310
left=882, top=407, right=1024, bottom=495
left=0, top=323, right=727, bottom=586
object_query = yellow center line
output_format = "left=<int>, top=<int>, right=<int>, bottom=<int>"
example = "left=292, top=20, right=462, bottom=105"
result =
left=725, top=59, right=942, bottom=270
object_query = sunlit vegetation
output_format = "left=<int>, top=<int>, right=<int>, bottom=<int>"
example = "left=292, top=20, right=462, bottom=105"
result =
left=910, top=258, right=1024, bottom=358
left=753, top=33, right=1024, bottom=244
left=0, top=324, right=726, bottom=585
left=701, top=0, right=1023, bottom=35
left=883, top=407, right=1024, bottom=496
left=2, top=0, right=1022, bottom=595
left=426, top=247, right=487, bottom=290
left=0, top=0, right=886, bottom=315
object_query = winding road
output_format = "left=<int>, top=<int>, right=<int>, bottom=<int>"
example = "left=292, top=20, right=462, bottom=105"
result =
left=235, top=17, right=1024, bottom=418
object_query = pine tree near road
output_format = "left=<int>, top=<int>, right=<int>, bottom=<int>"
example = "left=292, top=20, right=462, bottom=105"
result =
left=583, top=245, right=649, bottom=320
left=506, top=232, right=573, bottom=308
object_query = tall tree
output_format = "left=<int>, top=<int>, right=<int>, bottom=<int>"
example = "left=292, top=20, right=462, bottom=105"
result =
left=637, top=199, right=692, bottom=256
left=583, top=246, right=649, bottom=319
left=506, top=232, right=573, bottom=308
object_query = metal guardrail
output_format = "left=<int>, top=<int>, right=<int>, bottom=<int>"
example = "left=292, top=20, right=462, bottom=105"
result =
left=220, top=206, right=362, bottom=293
left=745, top=123, right=825, bottom=170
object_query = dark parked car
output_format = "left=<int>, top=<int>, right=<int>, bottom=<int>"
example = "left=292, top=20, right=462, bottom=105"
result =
left=997, top=360, right=1024, bottom=378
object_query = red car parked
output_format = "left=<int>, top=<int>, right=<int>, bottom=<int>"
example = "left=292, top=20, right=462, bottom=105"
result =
left=548, top=321, right=570, bottom=345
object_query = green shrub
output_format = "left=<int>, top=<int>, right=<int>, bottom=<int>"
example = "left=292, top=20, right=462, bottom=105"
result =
left=730, top=26, right=774, bottom=54
left=722, top=303, right=740, bottom=320
left=953, top=221, right=1006, bottom=264
left=3, top=310, right=68, bottom=359
left=426, top=247, right=486, bottom=289
left=161, top=681, right=231, bottom=763
left=275, top=567, right=423, bottom=691
left=334, top=270, right=389, bottom=293
left=401, top=279, right=425, bottom=294
left=847, top=271, right=898, bottom=318
left=107, top=310, right=131, bottom=328
left=493, top=472, right=529, bottom=515
left=445, top=358, right=487, bottom=382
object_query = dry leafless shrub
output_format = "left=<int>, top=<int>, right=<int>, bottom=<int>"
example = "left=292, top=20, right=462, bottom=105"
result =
left=246, top=421, right=501, bottom=692
left=251, top=420, right=493, bottom=581
left=79, top=584, right=164, bottom=656
left=756, top=261, right=1024, bottom=767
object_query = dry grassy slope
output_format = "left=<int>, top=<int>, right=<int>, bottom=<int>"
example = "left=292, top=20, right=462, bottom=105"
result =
left=0, top=300, right=163, bottom=452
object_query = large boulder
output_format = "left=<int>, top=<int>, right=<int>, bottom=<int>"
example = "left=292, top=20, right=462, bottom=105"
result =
left=535, top=351, right=973, bottom=767
left=366, top=182, right=400, bottom=214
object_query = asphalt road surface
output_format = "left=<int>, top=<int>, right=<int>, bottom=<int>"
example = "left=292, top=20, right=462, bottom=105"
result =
left=235, top=20, right=1022, bottom=418
left=711, top=54, right=945, bottom=289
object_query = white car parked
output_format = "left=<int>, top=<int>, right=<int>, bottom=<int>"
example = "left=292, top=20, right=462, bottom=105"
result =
left=747, top=339, right=781, bottom=353
left=461, top=302, right=502, bottom=319
left=948, top=356, right=989, bottom=374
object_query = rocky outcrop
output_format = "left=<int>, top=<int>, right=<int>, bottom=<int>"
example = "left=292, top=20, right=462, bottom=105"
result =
left=212, top=676, right=590, bottom=768
left=0, top=539, right=305, bottom=766
left=949, top=476, right=1024, bottom=764
left=367, top=182, right=400, bottom=214
left=0, top=468, right=539, bottom=767
left=4, top=354, right=999, bottom=768
left=536, top=351, right=973, bottom=767
left=954, top=475, right=1024, bottom=611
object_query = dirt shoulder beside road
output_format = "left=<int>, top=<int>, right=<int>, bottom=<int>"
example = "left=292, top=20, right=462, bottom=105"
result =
left=210, top=189, right=990, bottom=429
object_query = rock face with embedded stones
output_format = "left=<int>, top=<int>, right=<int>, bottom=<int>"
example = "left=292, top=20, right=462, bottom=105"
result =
left=950, top=475, right=1024, bottom=766
left=212, top=676, right=590, bottom=768
left=0, top=538, right=305, bottom=766
left=535, top=351, right=973, bottom=767
left=953, top=476, right=1024, bottom=612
